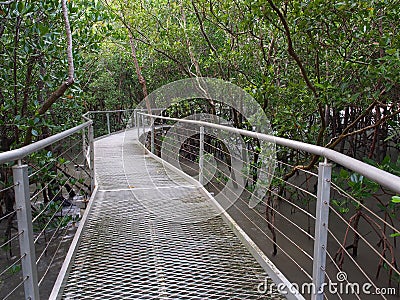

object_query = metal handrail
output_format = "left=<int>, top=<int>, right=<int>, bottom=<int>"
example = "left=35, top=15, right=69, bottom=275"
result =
left=0, top=121, right=92, bottom=164
left=0, top=110, right=142, bottom=300
left=137, top=111, right=400, bottom=300
left=0, top=117, right=94, bottom=300
left=2, top=109, right=397, bottom=300
left=82, top=109, right=136, bottom=116
left=138, top=112, right=400, bottom=194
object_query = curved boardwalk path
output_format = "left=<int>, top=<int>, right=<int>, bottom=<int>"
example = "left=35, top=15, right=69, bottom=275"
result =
left=53, top=129, right=279, bottom=299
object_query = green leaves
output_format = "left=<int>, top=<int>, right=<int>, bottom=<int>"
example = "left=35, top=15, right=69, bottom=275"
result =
left=392, top=196, right=400, bottom=204
left=0, top=0, right=112, bottom=148
left=31, top=129, right=39, bottom=137
left=332, top=199, right=350, bottom=214
left=390, top=197, right=400, bottom=237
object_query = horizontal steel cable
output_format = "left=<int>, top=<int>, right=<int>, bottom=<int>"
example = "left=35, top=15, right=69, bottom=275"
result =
left=326, top=227, right=387, bottom=299
left=2, top=276, right=28, bottom=300
left=0, top=254, right=25, bottom=278
left=329, top=205, right=399, bottom=278
left=137, top=112, right=400, bottom=194
left=32, top=148, right=86, bottom=223
left=330, top=181, right=398, bottom=235
left=0, top=183, right=18, bottom=194
left=0, top=209, right=18, bottom=223
left=0, top=231, right=23, bottom=249
left=150, top=137, right=314, bottom=279
left=36, top=204, right=75, bottom=265
left=28, top=137, right=82, bottom=179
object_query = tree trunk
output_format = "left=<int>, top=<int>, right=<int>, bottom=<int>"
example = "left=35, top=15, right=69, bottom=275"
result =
left=23, top=0, right=74, bottom=145
left=128, top=30, right=151, bottom=114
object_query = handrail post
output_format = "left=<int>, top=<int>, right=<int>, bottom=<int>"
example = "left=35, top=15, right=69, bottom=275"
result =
left=150, top=116, right=155, bottom=153
left=106, top=113, right=111, bottom=135
left=142, top=114, right=145, bottom=139
left=82, top=126, right=86, bottom=159
left=137, top=112, right=140, bottom=138
left=199, top=126, right=204, bottom=185
left=161, top=117, right=164, bottom=139
left=312, top=160, right=332, bottom=300
left=88, top=124, right=95, bottom=193
left=13, top=163, right=40, bottom=300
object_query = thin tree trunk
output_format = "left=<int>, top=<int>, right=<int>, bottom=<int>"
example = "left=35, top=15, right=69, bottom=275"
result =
left=24, top=0, right=74, bottom=145
left=180, top=3, right=216, bottom=115
left=13, top=16, right=21, bottom=144
left=127, top=29, right=152, bottom=114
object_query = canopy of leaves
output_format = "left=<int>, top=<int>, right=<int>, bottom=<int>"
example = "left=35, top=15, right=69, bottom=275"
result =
left=1, top=0, right=399, bottom=163
left=0, top=0, right=113, bottom=149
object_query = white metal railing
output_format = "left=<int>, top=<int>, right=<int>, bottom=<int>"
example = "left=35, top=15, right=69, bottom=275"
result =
left=137, top=111, right=400, bottom=300
left=0, top=109, right=148, bottom=299
left=0, top=109, right=121, bottom=299
left=0, top=109, right=158, bottom=299
left=1, top=108, right=398, bottom=300
left=0, top=121, right=94, bottom=299
left=82, top=108, right=165, bottom=139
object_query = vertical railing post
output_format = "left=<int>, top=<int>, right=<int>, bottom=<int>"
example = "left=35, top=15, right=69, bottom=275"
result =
left=88, top=123, right=95, bottom=193
left=82, top=126, right=86, bottom=159
left=137, top=112, right=140, bottom=138
left=142, top=114, right=145, bottom=139
left=106, top=112, right=111, bottom=135
left=134, top=110, right=137, bottom=128
left=13, top=162, right=40, bottom=300
left=312, top=160, right=332, bottom=300
left=150, top=116, right=155, bottom=153
left=161, top=116, right=164, bottom=139
left=241, top=137, right=248, bottom=184
left=199, top=126, right=204, bottom=185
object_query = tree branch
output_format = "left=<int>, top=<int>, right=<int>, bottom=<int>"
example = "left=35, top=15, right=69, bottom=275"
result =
left=24, top=0, right=74, bottom=145
left=326, top=101, right=377, bottom=149
left=0, top=0, right=16, bottom=4
left=132, top=34, right=191, bottom=76
left=266, top=1, right=326, bottom=150
left=103, top=0, right=152, bottom=113
left=267, top=0, right=327, bottom=179
left=266, top=0, right=317, bottom=98
left=62, top=0, right=74, bottom=85
left=128, top=28, right=151, bottom=113
left=334, top=108, right=400, bottom=141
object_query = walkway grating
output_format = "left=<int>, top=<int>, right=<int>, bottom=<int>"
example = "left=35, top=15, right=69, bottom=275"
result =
left=56, top=129, right=281, bottom=299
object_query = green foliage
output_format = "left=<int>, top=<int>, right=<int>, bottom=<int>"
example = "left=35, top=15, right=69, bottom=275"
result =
left=0, top=0, right=112, bottom=147
left=390, top=196, right=400, bottom=237
left=364, top=156, right=400, bottom=177
left=332, top=157, right=400, bottom=244
left=332, top=199, right=350, bottom=214
left=383, top=262, right=400, bottom=283
left=33, top=199, right=80, bottom=233
left=101, top=0, right=400, bottom=162
left=215, top=170, right=228, bottom=184
left=392, top=196, right=400, bottom=204
left=332, top=167, right=380, bottom=214
left=9, top=264, right=21, bottom=275
left=80, top=44, right=140, bottom=110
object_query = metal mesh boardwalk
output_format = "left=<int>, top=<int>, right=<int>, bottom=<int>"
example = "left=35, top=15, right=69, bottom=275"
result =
left=58, top=129, right=280, bottom=299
